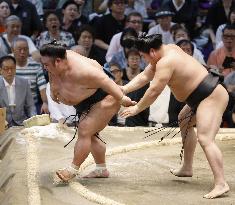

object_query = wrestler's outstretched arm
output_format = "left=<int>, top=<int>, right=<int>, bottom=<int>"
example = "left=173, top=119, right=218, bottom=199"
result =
left=122, top=64, right=155, bottom=94
left=120, top=63, right=172, bottom=118
left=89, top=68, right=136, bottom=107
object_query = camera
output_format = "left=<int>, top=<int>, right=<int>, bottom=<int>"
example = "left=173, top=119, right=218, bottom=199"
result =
left=222, top=56, right=235, bottom=68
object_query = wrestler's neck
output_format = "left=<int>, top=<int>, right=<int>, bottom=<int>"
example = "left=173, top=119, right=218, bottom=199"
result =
left=55, top=61, right=70, bottom=78
left=150, top=47, right=164, bottom=65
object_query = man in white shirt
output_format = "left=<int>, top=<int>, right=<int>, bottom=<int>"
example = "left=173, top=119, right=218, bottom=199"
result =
left=148, top=9, right=175, bottom=44
left=0, top=55, right=36, bottom=126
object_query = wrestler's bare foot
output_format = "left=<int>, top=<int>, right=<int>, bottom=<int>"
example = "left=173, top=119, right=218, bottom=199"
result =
left=56, top=167, right=78, bottom=183
left=170, top=168, right=193, bottom=177
left=83, top=169, right=110, bottom=178
left=203, top=183, right=230, bottom=199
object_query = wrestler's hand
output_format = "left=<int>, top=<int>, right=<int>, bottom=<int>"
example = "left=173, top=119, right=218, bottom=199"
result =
left=119, top=85, right=127, bottom=94
left=57, top=118, right=68, bottom=129
left=120, top=95, right=137, bottom=107
left=119, top=105, right=140, bottom=118
left=41, top=102, right=49, bottom=114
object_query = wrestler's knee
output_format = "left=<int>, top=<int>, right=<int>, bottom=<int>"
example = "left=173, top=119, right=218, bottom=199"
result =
left=77, top=120, right=91, bottom=138
left=178, top=108, right=189, bottom=125
left=197, top=134, right=212, bottom=147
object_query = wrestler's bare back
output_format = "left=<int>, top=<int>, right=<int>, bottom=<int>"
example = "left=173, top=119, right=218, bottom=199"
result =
left=155, top=44, right=209, bottom=102
left=49, top=50, right=105, bottom=105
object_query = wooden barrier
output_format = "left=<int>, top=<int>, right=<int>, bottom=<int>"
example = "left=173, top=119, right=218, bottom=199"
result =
left=0, top=108, right=6, bottom=134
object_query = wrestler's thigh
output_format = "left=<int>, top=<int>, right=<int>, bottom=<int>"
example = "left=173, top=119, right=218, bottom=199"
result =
left=196, top=86, right=228, bottom=141
left=178, top=105, right=196, bottom=127
left=78, top=95, right=120, bottom=135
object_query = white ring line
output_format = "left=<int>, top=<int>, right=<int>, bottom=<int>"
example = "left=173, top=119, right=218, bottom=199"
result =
left=21, top=126, right=235, bottom=205
left=25, top=134, right=41, bottom=205
left=70, top=135, right=235, bottom=205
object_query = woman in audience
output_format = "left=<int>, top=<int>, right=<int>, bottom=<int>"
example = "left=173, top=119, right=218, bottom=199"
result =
left=36, top=11, right=75, bottom=49
left=123, top=48, right=149, bottom=127
left=0, top=0, right=10, bottom=34
left=59, top=0, right=88, bottom=40
left=171, top=24, right=206, bottom=65
left=110, top=27, right=146, bottom=70
left=76, top=24, right=106, bottom=65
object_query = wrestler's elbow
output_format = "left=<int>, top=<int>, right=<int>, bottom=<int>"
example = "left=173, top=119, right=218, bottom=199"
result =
left=148, top=86, right=160, bottom=99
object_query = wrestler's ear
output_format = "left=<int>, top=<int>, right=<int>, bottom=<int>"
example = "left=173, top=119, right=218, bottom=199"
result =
left=54, top=58, right=62, bottom=66
left=149, top=48, right=155, bottom=58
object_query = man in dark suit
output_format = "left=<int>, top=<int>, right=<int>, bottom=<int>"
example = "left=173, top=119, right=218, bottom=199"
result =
left=0, top=55, right=36, bottom=126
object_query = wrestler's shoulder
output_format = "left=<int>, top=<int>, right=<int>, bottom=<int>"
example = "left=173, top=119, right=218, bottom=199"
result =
left=157, top=55, right=175, bottom=67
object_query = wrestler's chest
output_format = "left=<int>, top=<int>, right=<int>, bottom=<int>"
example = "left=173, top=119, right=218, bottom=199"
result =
left=53, top=85, right=96, bottom=105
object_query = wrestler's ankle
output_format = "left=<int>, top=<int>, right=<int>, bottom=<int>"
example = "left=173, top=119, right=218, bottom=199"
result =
left=96, top=163, right=107, bottom=170
left=214, top=181, right=229, bottom=187
left=71, top=163, right=80, bottom=170
left=181, top=164, right=193, bottom=171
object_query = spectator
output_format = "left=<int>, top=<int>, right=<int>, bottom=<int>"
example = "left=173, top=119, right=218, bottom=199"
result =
left=150, top=0, right=165, bottom=10
left=123, top=48, right=149, bottom=126
left=0, top=55, right=36, bottom=126
left=71, top=44, right=87, bottom=56
left=161, top=0, right=199, bottom=38
left=0, top=15, right=40, bottom=61
left=148, top=9, right=175, bottom=44
left=110, top=27, right=146, bottom=70
left=36, top=11, right=75, bottom=49
left=224, top=67, right=235, bottom=95
left=207, top=24, right=235, bottom=76
left=8, top=0, right=42, bottom=39
left=12, top=37, right=49, bottom=114
left=94, top=0, right=126, bottom=50
left=171, top=24, right=206, bottom=65
left=125, top=0, right=148, bottom=18
left=223, top=67, right=235, bottom=127
left=122, top=48, right=142, bottom=81
left=196, top=0, right=212, bottom=31
left=205, top=0, right=235, bottom=34
left=97, top=0, right=109, bottom=14
left=176, top=38, right=194, bottom=56
left=108, top=61, right=125, bottom=126
left=106, top=11, right=143, bottom=62
left=215, top=6, right=235, bottom=48
left=0, top=0, right=10, bottom=34
left=57, top=0, right=91, bottom=18
left=42, top=0, right=57, bottom=10
left=109, top=61, right=124, bottom=85
left=27, top=0, right=44, bottom=17
left=76, top=24, right=106, bottom=65
left=46, top=83, right=76, bottom=125
left=59, top=0, right=88, bottom=41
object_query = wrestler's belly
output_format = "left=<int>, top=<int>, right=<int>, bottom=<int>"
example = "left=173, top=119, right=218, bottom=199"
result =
left=169, top=86, right=194, bottom=102
left=57, top=88, right=97, bottom=105
left=171, top=86, right=200, bottom=102
left=169, top=76, right=208, bottom=102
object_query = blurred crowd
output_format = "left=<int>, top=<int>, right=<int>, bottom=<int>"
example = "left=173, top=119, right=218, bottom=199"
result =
left=1, top=0, right=235, bottom=128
